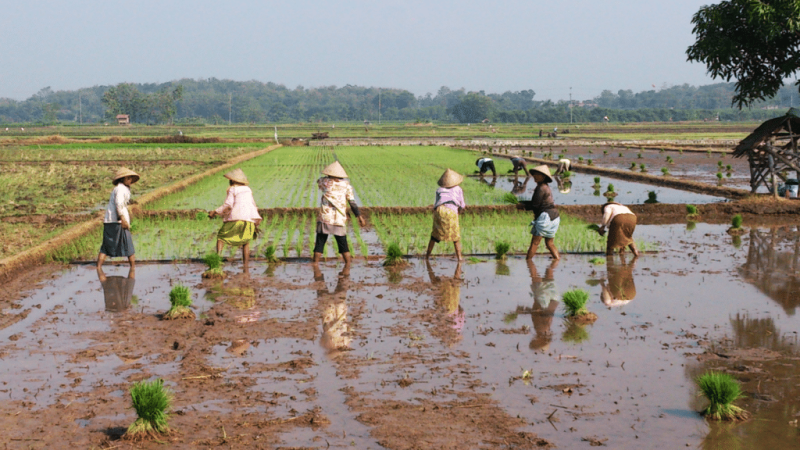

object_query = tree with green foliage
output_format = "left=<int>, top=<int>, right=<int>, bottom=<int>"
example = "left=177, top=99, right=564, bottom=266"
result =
left=449, top=92, right=494, bottom=123
left=687, top=0, right=800, bottom=107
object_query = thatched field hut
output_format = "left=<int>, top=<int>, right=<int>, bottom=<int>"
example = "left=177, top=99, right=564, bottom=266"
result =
left=734, top=108, right=800, bottom=194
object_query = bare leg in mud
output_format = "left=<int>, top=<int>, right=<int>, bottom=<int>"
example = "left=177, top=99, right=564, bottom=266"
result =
left=628, top=242, right=640, bottom=257
left=342, top=252, right=352, bottom=265
left=312, top=252, right=322, bottom=263
left=242, top=242, right=250, bottom=269
left=96, top=253, right=106, bottom=268
left=527, top=236, right=560, bottom=260
left=454, top=240, right=463, bottom=261
left=425, top=239, right=436, bottom=259
left=216, top=239, right=224, bottom=254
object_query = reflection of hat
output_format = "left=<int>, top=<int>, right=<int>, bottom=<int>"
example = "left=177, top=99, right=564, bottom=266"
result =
left=559, top=184, right=571, bottom=194
left=112, top=167, right=140, bottom=184
left=529, top=165, right=553, bottom=183
left=224, top=168, right=249, bottom=185
left=322, top=161, right=348, bottom=178
left=438, top=168, right=464, bottom=188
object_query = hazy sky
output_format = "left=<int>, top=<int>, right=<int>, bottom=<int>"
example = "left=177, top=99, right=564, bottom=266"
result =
left=0, top=0, right=719, bottom=101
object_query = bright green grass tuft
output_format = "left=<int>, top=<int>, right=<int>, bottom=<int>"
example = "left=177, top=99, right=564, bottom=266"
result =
left=203, top=252, right=222, bottom=269
left=731, top=214, right=743, bottom=229
left=495, top=241, right=511, bottom=259
left=696, top=372, right=748, bottom=421
left=562, top=289, right=590, bottom=317
left=125, top=378, right=172, bottom=437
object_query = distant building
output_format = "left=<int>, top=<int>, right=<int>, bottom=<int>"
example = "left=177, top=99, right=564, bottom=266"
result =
left=116, top=114, right=130, bottom=125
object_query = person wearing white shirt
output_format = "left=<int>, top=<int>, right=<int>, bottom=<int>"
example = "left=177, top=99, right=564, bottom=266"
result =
left=97, top=168, right=139, bottom=268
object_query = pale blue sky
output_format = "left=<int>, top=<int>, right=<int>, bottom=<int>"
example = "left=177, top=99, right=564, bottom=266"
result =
left=0, top=0, right=718, bottom=101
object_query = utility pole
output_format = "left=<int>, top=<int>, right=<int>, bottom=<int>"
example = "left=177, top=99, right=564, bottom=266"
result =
left=78, top=93, right=82, bottom=124
left=378, top=89, right=381, bottom=125
left=569, top=87, right=573, bottom=124
left=229, top=93, right=232, bottom=125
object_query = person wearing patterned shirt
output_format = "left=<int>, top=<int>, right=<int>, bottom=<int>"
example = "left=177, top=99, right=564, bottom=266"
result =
left=313, top=161, right=365, bottom=264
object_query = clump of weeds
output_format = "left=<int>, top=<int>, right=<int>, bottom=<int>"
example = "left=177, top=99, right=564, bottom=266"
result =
left=562, top=289, right=597, bottom=324
left=495, top=241, right=511, bottom=260
left=164, top=285, right=195, bottom=320
left=696, top=372, right=749, bottom=421
left=122, top=378, right=173, bottom=441
left=202, top=252, right=225, bottom=279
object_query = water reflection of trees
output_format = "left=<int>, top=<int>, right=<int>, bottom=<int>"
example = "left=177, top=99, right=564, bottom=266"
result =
left=738, top=227, right=800, bottom=315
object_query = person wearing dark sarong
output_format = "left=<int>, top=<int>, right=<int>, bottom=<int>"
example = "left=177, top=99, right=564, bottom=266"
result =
left=97, top=168, right=139, bottom=268
left=597, top=202, right=640, bottom=256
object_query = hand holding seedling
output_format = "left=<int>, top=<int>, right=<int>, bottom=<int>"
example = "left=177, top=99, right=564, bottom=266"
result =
left=208, top=210, right=218, bottom=218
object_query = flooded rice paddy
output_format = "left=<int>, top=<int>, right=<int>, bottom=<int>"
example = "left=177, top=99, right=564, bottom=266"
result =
left=1, top=223, right=799, bottom=448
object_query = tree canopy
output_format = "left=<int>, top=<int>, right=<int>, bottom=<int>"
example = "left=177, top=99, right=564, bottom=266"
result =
left=686, top=0, right=800, bottom=108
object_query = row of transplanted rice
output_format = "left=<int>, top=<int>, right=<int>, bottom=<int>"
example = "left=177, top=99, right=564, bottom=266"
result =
left=0, top=142, right=265, bottom=162
left=47, top=209, right=654, bottom=261
left=146, top=145, right=524, bottom=210
left=0, top=162, right=203, bottom=216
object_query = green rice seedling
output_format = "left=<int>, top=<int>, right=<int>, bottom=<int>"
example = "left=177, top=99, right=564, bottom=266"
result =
left=383, top=242, right=406, bottom=266
left=263, top=245, right=280, bottom=263
left=618, top=152, right=623, bottom=157
left=195, top=211, right=208, bottom=221
left=607, top=184, right=615, bottom=193
left=586, top=224, right=601, bottom=233
left=502, top=192, right=519, bottom=204
left=562, top=170, right=572, bottom=178
left=661, top=167, right=669, bottom=175
left=495, top=261, right=511, bottom=276
left=593, top=177, right=601, bottom=185
left=202, top=252, right=225, bottom=279
left=726, top=172, right=732, bottom=177
left=578, top=156, right=584, bottom=162
left=696, top=372, right=748, bottom=421
left=731, top=214, right=743, bottom=229
left=495, top=241, right=511, bottom=259
left=686, top=221, right=697, bottom=231
left=718, top=160, right=723, bottom=168
left=164, top=285, right=194, bottom=320
left=686, top=204, right=698, bottom=215
left=587, top=149, right=593, bottom=154
left=629, top=162, right=636, bottom=170
left=562, top=289, right=590, bottom=317
left=726, top=164, right=732, bottom=171
left=716, top=172, right=724, bottom=180
left=587, top=159, right=593, bottom=166
left=588, top=257, right=605, bottom=265
left=645, top=191, right=658, bottom=203
left=637, top=153, right=642, bottom=159
left=603, top=150, right=608, bottom=155
left=123, top=378, right=172, bottom=439
left=640, top=163, right=646, bottom=172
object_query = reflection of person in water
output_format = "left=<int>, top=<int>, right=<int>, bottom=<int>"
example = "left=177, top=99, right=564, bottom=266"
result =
left=528, top=260, right=559, bottom=351
left=511, top=174, right=530, bottom=195
left=600, top=253, right=636, bottom=307
left=480, top=175, right=498, bottom=188
left=554, top=176, right=571, bottom=194
left=97, top=265, right=135, bottom=312
left=426, top=261, right=465, bottom=338
left=314, top=265, right=351, bottom=356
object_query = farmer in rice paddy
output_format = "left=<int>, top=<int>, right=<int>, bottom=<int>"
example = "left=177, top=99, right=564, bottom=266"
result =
left=475, top=157, right=496, bottom=177
left=426, top=168, right=466, bottom=261
left=596, top=202, right=640, bottom=257
left=517, top=165, right=561, bottom=260
left=554, top=158, right=571, bottom=176
left=208, top=168, right=262, bottom=268
left=97, top=168, right=139, bottom=269
left=312, top=161, right=365, bottom=264
left=509, top=156, right=529, bottom=176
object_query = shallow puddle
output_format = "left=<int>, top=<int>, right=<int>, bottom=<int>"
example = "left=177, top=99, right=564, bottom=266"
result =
left=1, top=224, right=799, bottom=447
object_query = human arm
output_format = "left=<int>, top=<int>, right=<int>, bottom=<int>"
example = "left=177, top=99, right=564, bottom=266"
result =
left=115, top=187, right=131, bottom=229
left=346, top=184, right=366, bottom=227
left=210, top=187, right=235, bottom=218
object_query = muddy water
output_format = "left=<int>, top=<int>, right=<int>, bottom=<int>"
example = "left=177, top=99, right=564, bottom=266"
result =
left=1, top=224, right=799, bottom=447
left=487, top=173, right=727, bottom=205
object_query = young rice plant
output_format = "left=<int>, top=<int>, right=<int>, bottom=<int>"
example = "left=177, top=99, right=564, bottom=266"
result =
left=124, top=378, right=172, bottom=439
left=696, top=372, right=748, bottom=421
left=562, top=289, right=590, bottom=317
left=164, top=285, right=194, bottom=320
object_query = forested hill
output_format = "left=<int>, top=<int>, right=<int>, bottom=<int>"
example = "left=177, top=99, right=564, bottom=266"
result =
left=0, top=78, right=796, bottom=125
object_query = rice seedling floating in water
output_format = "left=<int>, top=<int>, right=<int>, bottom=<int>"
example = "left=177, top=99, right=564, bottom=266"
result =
left=495, top=241, right=511, bottom=259
left=263, top=244, right=281, bottom=263
left=123, top=378, right=173, bottom=440
left=383, top=242, right=406, bottom=266
left=562, top=289, right=597, bottom=324
left=164, top=285, right=195, bottom=320
left=696, top=372, right=749, bottom=421
left=502, top=192, right=519, bottom=205
left=588, top=256, right=605, bottom=265
left=202, top=252, right=225, bottom=279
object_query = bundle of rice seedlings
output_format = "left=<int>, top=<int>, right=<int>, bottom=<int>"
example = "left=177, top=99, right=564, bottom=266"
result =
left=639, top=163, right=647, bottom=172
left=502, top=192, right=519, bottom=204
left=716, top=172, right=724, bottom=180
left=195, top=211, right=208, bottom=221
left=495, top=241, right=511, bottom=259
left=201, top=253, right=225, bottom=279
left=263, top=245, right=281, bottom=263
left=123, top=378, right=172, bottom=440
left=587, top=159, right=593, bottom=166
left=661, top=167, right=669, bottom=175
left=629, top=162, right=636, bottom=170
left=696, top=372, right=749, bottom=421
left=562, top=289, right=597, bottom=324
left=686, top=204, right=698, bottom=215
left=731, top=214, right=743, bottom=229
left=561, top=170, right=573, bottom=178
left=588, top=257, right=605, bottom=265
left=164, top=285, right=195, bottom=320
left=644, top=191, right=659, bottom=204
left=383, top=242, right=406, bottom=266
left=607, top=184, right=615, bottom=192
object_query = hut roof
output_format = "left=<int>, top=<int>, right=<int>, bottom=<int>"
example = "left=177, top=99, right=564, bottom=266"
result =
left=733, top=108, right=800, bottom=157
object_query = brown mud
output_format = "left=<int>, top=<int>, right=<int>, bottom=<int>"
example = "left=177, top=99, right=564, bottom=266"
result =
left=1, top=223, right=800, bottom=448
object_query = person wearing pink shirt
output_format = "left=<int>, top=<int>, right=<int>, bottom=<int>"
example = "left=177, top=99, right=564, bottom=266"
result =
left=208, top=168, right=262, bottom=267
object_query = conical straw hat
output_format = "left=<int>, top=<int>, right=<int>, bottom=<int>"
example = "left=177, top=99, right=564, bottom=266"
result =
left=528, top=165, right=553, bottom=183
left=224, top=168, right=249, bottom=185
left=112, top=167, right=140, bottom=184
left=322, top=161, right=348, bottom=178
left=438, top=168, right=463, bottom=188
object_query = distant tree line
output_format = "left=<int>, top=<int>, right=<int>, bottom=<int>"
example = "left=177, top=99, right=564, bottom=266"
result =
left=0, top=79, right=795, bottom=125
